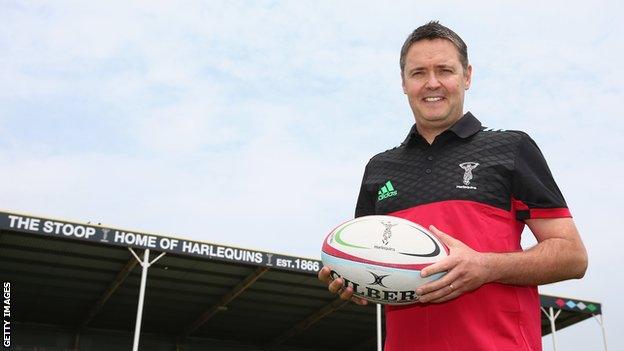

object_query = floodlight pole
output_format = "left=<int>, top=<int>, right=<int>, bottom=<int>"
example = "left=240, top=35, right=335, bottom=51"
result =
left=376, top=304, right=382, bottom=351
left=541, top=306, right=561, bottom=351
left=129, top=248, right=166, bottom=351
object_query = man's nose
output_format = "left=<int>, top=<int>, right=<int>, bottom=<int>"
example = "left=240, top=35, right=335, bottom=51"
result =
left=425, top=72, right=441, bottom=89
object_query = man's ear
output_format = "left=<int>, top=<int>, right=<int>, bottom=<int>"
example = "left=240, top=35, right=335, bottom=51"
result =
left=464, top=64, right=473, bottom=90
left=401, top=73, right=407, bottom=94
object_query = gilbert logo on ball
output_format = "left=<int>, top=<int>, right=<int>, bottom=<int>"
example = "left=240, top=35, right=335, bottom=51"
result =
left=321, top=215, right=448, bottom=305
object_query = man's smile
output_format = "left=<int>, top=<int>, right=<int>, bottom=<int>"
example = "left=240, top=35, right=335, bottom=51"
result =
left=423, top=96, right=445, bottom=102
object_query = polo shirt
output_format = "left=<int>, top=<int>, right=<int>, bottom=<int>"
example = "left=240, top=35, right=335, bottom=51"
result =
left=355, top=112, right=570, bottom=351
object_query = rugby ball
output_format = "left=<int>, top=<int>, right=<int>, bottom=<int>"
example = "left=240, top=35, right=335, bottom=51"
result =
left=321, top=215, right=448, bottom=305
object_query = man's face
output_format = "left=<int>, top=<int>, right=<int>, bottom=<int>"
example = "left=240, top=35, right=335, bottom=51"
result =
left=401, top=38, right=472, bottom=130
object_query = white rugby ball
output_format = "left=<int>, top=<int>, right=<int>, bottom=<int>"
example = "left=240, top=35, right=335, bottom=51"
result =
left=321, top=215, right=448, bottom=305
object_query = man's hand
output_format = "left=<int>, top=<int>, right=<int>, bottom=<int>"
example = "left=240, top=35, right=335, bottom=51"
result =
left=317, top=266, right=368, bottom=305
left=416, top=218, right=587, bottom=304
left=416, top=225, right=493, bottom=303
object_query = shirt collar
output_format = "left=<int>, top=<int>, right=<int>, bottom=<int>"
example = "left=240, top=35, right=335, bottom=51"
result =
left=403, top=112, right=482, bottom=145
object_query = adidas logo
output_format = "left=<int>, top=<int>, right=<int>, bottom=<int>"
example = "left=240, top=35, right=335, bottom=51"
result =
left=378, top=181, right=398, bottom=201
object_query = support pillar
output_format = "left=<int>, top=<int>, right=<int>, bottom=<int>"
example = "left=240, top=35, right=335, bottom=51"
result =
left=592, top=313, right=608, bottom=351
left=129, top=248, right=166, bottom=351
left=541, top=306, right=561, bottom=351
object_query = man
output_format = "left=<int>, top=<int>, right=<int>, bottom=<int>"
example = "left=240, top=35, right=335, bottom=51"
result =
left=318, top=21, right=587, bottom=351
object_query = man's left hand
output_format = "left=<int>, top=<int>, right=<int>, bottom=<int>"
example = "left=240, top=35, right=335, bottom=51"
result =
left=416, top=225, right=493, bottom=303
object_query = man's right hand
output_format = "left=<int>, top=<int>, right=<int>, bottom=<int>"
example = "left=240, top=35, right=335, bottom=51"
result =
left=317, top=266, right=369, bottom=305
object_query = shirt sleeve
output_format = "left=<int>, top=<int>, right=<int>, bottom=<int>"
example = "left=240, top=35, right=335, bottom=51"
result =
left=355, top=162, right=375, bottom=218
left=511, top=133, right=571, bottom=221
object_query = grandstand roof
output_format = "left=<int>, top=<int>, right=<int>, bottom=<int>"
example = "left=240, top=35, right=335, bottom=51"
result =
left=0, top=210, right=602, bottom=350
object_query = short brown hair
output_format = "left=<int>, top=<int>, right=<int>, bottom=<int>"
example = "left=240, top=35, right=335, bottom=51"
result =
left=400, top=21, right=468, bottom=74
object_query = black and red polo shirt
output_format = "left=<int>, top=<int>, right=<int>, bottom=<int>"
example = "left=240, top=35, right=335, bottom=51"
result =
left=355, top=112, right=570, bottom=351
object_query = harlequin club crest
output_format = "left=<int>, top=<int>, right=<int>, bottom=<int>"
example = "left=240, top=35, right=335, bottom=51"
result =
left=456, top=162, right=479, bottom=189
left=380, top=221, right=397, bottom=245
left=100, top=228, right=110, bottom=243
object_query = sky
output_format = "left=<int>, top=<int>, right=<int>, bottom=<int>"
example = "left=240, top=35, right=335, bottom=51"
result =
left=1, top=0, right=623, bottom=349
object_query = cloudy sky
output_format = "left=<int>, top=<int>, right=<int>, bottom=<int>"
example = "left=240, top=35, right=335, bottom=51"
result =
left=1, top=1, right=622, bottom=349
